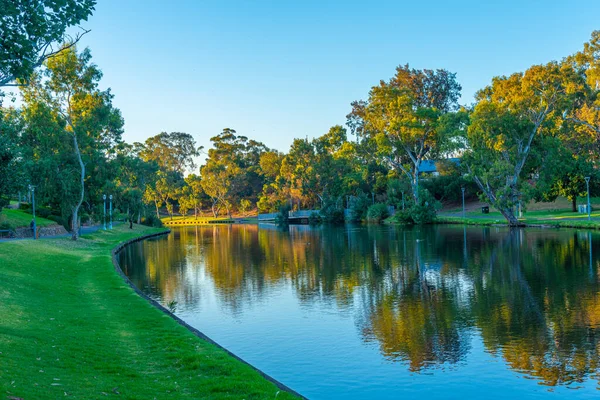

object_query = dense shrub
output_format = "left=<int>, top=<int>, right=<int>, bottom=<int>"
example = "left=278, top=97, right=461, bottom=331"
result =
left=319, top=200, right=345, bottom=224
left=308, top=212, right=321, bottom=225
left=0, top=213, right=9, bottom=230
left=16, top=204, right=55, bottom=219
left=391, top=189, right=440, bottom=224
left=36, top=206, right=53, bottom=219
left=142, top=214, right=163, bottom=228
left=275, top=204, right=290, bottom=225
left=421, top=175, right=478, bottom=203
left=348, top=193, right=370, bottom=222
left=47, top=214, right=66, bottom=227
left=366, top=203, right=390, bottom=223
left=79, top=212, right=92, bottom=224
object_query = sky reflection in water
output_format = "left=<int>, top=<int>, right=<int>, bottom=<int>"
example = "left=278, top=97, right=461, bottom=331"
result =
left=119, top=224, right=600, bottom=399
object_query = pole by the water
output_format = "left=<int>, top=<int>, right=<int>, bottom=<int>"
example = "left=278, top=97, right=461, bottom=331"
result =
left=103, top=194, right=107, bottom=230
left=109, top=195, right=113, bottom=229
left=585, top=177, right=591, bottom=221
left=31, top=186, right=36, bottom=240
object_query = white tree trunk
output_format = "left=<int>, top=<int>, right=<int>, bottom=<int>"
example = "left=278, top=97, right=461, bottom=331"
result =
left=71, top=132, right=85, bottom=241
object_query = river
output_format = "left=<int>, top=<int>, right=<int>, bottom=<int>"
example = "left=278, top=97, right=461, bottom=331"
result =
left=118, top=224, right=600, bottom=399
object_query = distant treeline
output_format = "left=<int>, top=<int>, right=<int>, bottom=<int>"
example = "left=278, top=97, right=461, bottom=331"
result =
left=1, top=3, right=599, bottom=234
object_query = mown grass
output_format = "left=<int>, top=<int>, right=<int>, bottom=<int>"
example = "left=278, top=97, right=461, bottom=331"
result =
left=0, top=208, right=56, bottom=230
left=0, top=224, right=300, bottom=399
left=437, top=209, right=600, bottom=229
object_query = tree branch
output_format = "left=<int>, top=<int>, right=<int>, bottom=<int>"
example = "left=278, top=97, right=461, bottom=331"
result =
left=0, top=29, right=91, bottom=88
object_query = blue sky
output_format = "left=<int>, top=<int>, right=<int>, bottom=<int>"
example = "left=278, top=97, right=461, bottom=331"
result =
left=76, top=0, right=600, bottom=154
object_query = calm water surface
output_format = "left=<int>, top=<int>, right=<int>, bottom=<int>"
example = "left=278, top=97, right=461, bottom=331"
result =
left=119, top=224, right=600, bottom=399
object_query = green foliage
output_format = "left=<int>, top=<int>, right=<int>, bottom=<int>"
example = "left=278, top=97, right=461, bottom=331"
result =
left=141, top=213, right=163, bottom=228
left=0, top=0, right=96, bottom=86
left=239, top=198, right=252, bottom=215
left=0, top=214, right=9, bottom=230
left=392, top=189, right=439, bottom=224
left=462, top=60, right=584, bottom=225
left=3, top=26, right=600, bottom=233
left=349, top=65, right=462, bottom=201
left=0, top=197, right=8, bottom=211
left=422, top=174, right=478, bottom=204
left=319, top=200, right=345, bottom=224
left=348, top=193, right=371, bottom=222
left=386, top=178, right=411, bottom=209
left=139, top=131, right=199, bottom=175
left=47, top=214, right=67, bottom=227
left=201, top=128, right=268, bottom=217
left=308, top=211, right=321, bottom=225
left=18, top=46, right=123, bottom=238
left=366, top=203, right=390, bottom=223
left=275, top=203, right=290, bottom=225
left=0, top=108, right=23, bottom=210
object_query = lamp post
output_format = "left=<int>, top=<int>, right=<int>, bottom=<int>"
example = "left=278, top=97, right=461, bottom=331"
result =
left=103, top=194, right=107, bottom=230
left=585, top=176, right=591, bottom=221
left=461, top=186, right=466, bottom=219
left=109, top=195, right=113, bottom=229
left=28, top=185, right=36, bottom=240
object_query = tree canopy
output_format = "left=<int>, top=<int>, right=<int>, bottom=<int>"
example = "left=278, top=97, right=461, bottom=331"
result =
left=0, top=0, right=95, bottom=87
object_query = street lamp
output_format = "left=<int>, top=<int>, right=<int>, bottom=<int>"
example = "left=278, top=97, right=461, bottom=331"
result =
left=585, top=176, right=591, bottom=221
left=461, top=187, right=466, bottom=219
left=109, top=195, right=113, bottom=229
left=103, top=194, right=107, bottom=230
left=28, top=185, right=36, bottom=240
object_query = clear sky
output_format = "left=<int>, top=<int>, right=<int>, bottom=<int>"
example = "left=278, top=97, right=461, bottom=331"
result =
left=75, top=0, right=600, bottom=155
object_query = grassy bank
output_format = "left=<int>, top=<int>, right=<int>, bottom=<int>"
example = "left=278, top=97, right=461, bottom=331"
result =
left=0, top=225, right=299, bottom=399
left=436, top=209, right=600, bottom=229
left=0, top=208, right=56, bottom=230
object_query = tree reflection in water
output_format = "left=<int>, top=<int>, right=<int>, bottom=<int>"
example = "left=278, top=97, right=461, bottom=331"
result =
left=120, top=224, right=600, bottom=388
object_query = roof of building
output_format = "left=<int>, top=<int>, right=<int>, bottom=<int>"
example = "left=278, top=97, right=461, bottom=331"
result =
left=417, top=158, right=460, bottom=174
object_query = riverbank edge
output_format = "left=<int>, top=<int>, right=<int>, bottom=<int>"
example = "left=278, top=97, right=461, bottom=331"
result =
left=434, top=216, right=600, bottom=230
left=111, top=230, right=307, bottom=400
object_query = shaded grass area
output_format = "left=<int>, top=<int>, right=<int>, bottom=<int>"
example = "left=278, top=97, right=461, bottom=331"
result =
left=0, top=225, right=299, bottom=399
left=0, top=208, right=56, bottom=230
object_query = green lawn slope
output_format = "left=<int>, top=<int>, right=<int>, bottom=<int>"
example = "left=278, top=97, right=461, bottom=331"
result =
left=0, top=209, right=56, bottom=230
left=0, top=225, right=300, bottom=399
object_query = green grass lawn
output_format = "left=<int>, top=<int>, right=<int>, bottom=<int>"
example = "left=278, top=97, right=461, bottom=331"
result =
left=0, top=225, right=300, bottom=399
left=437, top=209, right=600, bottom=228
left=0, top=208, right=56, bottom=230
